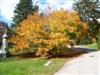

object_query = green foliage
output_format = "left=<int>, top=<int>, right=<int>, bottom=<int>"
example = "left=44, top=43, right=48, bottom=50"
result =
left=73, top=0, right=100, bottom=22
left=88, top=19, right=100, bottom=40
left=73, top=0, right=100, bottom=44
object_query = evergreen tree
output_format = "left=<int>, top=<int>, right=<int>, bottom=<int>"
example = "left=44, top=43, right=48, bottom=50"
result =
left=12, top=0, right=34, bottom=27
left=73, top=0, right=100, bottom=22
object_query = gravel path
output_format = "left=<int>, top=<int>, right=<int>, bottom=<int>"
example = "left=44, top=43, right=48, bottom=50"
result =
left=54, top=51, right=100, bottom=75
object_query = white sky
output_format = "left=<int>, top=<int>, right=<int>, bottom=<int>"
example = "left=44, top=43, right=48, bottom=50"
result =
left=0, top=0, right=19, bottom=21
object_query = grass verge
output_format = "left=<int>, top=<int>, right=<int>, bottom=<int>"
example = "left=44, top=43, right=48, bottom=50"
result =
left=85, top=43, right=98, bottom=49
left=0, top=57, right=68, bottom=75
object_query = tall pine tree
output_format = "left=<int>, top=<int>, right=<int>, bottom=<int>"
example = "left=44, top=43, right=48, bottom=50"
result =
left=12, top=0, right=35, bottom=27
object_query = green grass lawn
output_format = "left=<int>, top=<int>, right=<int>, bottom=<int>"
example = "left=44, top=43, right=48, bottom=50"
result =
left=85, top=43, right=98, bottom=49
left=0, top=57, right=68, bottom=75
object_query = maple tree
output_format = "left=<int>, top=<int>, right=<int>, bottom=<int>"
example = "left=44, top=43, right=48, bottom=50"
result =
left=10, top=10, right=88, bottom=56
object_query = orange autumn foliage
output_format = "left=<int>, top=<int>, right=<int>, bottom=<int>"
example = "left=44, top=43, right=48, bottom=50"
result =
left=11, top=10, right=88, bottom=56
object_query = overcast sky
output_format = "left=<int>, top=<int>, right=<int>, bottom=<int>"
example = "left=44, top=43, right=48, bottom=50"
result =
left=0, top=0, right=74, bottom=25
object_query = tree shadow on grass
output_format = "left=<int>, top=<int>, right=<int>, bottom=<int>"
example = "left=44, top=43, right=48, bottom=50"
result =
left=0, top=47, right=98, bottom=61
left=0, top=52, right=37, bottom=62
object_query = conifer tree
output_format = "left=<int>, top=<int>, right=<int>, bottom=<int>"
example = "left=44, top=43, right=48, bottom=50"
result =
left=12, top=0, right=34, bottom=27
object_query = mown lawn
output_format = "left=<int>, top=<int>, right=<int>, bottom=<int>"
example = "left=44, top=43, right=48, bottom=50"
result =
left=85, top=43, right=98, bottom=49
left=0, top=57, right=68, bottom=75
